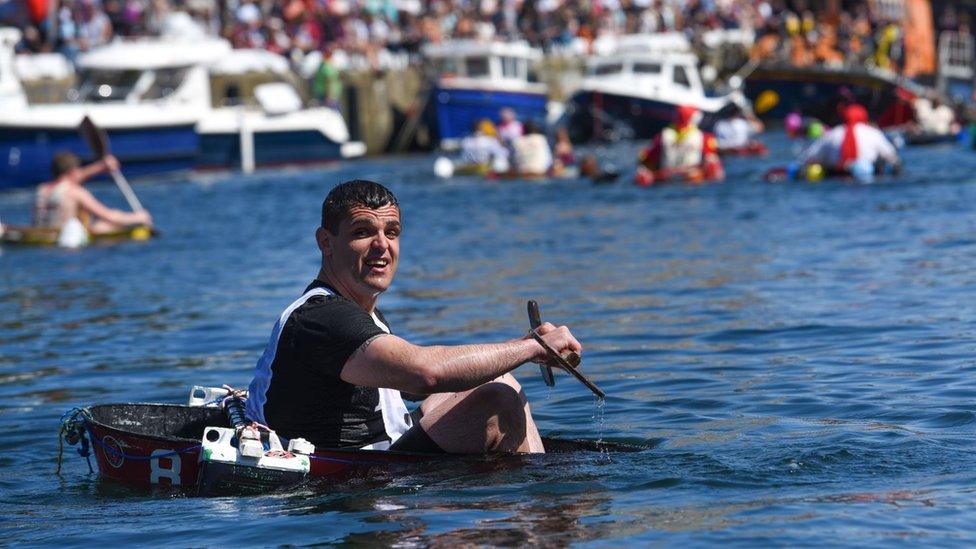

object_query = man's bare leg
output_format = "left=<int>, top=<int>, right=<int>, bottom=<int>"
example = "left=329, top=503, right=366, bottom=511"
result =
left=418, top=373, right=545, bottom=453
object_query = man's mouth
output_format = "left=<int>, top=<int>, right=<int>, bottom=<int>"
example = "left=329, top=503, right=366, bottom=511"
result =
left=365, top=258, right=389, bottom=271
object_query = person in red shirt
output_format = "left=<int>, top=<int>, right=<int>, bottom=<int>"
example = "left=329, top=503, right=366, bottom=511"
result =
left=636, top=105, right=724, bottom=186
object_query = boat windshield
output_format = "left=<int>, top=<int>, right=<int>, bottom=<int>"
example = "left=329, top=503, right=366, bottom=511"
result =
left=673, top=65, right=691, bottom=87
left=501, top=56, right=522, bottom=78
left=142, top=67, right=190, bottom=100
left=464, top=56, right=490, bottom=78
left=633, top=62, right=662, bottom=75
left=591, top=63, right=623, bottom=76
left=75, top=69, right=142, bottom=102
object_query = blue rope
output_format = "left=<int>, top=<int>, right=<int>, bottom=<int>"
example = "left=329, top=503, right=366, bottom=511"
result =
left=307, top=453, right=374, bottom=465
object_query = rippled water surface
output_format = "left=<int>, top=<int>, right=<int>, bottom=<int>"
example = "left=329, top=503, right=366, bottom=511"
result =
left=4, top=135, right=976, bottom=545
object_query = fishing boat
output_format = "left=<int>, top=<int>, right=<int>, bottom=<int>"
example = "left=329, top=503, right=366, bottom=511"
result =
left=421, top=40, right=549, bottom=149
left=58, top=386, right=638, bottom=496
left=561, top=33, right=739, bottom=143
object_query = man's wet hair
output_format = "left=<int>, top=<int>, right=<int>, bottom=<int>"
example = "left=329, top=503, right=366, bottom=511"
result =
left=51, top=151, right=81, bottom=178
left=321, top=179, right=399, bottom=233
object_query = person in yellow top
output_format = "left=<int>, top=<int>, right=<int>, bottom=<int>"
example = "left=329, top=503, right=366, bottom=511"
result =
left=34, top=151, right=152, bottom=234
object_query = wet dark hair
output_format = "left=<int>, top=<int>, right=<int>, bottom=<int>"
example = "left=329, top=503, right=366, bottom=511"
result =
left=51, top=151, right=81, bottom=178
left=321, top=179, right=399, bottom=233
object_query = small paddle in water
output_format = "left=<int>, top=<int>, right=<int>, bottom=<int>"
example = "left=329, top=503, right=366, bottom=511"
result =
left=527, top=300, right=605, bottom=399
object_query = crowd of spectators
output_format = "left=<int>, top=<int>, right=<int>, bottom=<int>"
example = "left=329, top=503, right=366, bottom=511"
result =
left=0, top=0, right=968, bottom=77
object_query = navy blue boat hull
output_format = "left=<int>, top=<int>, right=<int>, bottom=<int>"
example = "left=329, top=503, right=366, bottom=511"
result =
left=0, top=125, right=198, bottom=191
left=563, top=91, right=723, bottom=144
left=196, top=130, right=343, bottom=170
left=744, top=67, right=916, bottom=127
left=428, top=87, right=548, bottom=145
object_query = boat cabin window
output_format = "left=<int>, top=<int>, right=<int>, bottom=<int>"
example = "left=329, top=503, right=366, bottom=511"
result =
left=591, top=62, right=624, bottom=76
left=435, top=58, right=459, bottom=77
left=465, top=56, right=490, bottom=78
left=142, top=67, right=189, bottom=100
left=633, top=62, right=662, bottom=74
left=673, top=65, right=691, bottom=87
left=501, top=56, right=520, bottom=78
left=76, top=69, right=142, bottom=102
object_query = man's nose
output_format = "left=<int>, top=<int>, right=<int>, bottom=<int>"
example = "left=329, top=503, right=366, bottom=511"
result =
left=372, top=232, right=389, bottom=249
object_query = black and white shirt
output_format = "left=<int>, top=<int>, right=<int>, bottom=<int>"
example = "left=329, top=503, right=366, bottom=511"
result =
left=246, top=280, right=412, bottom=449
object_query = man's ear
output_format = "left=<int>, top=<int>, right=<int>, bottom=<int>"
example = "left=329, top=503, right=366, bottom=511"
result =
left=315, top=226, right=332, bottom=258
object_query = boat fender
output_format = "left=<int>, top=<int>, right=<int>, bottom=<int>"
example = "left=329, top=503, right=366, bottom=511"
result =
left=849, top=159, right=875, bottom=184
left=805, top=163, right=825, bottom=182
left=433, top=157, right=454, bottom=179
left=634, top=168, right=654, bottom=187
left=491, top=155, right=510, bottom=174
left=58, top=218, right=89, bottom=248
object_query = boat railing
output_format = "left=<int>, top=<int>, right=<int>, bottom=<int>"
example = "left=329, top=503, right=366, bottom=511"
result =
left=937, top=31, right=974, bottom=91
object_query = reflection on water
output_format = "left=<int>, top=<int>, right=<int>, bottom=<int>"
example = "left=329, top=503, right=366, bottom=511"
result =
left=3, top=135, right=976, bottom=544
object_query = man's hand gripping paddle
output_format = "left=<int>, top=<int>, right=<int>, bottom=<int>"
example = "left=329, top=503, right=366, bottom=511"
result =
left=527, top=300, right=605, bottom=399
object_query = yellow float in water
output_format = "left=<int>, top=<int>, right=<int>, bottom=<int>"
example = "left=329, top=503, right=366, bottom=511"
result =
left=805, top=163, right=825, bottom=182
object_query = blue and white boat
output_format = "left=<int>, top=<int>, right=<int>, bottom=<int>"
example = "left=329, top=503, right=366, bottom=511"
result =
left=196, top=48, right=365, bottom=171
left=562, top=33, right=736, bottom=143
left=0, top=23, right=363, bottom=191
left=421, top=40, right=548, bottom=149
left=0, top=28, right=221, bottom=190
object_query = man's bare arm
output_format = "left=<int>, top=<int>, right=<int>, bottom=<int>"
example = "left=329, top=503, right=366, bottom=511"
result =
left=339, top=326, right=580, bottom=394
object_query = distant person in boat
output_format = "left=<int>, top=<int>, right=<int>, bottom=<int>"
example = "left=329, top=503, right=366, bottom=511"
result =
left=497, top=107, right=524, bottom=144
left=793, top=103, right=900, bottom=181
left=245, top=180, right=581, bottom=454
left=912, top=96, right=958, bottom=136
left=551, top=127, right=578, bottom=177
left=459, top=119, right=510, bottom=171
left=33, top=152, right=152, bottom=234
left=553, top=126, right=576, bottom=167
left=635, top=105, right=724, bottom=185
left=512, top=121, right=553, bottom=176
left=714, top=105, right=766, bottom=154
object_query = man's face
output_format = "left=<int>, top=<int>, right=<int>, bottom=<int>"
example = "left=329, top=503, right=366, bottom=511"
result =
left=320, top=203, right=401, bottom=301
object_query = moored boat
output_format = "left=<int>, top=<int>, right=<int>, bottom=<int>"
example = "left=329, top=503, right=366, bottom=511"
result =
left=421, top=40, right=549, bottom=149
left=0, top=27, right=217, bottom=191
left=561, top=33, right=738, bottom=143
left=744, top=64, right=918, bottom=128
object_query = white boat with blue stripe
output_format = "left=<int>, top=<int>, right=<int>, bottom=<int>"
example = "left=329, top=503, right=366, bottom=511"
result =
left=422, top=40, right=548, bottom=149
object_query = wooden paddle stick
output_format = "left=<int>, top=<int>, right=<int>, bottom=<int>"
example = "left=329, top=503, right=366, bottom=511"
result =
left=79, top=116, right=145, bottom=212
left=527, top=300, right=555, bottom=387
left=526, top=300, right=604, bottom=399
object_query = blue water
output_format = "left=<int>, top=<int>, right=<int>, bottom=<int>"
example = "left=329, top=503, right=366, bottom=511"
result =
left=3, top=135, right=976, bottom=545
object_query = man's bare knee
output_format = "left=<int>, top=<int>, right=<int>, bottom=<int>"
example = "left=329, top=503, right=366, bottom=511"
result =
left=471, top=382, right=526, bottom=450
